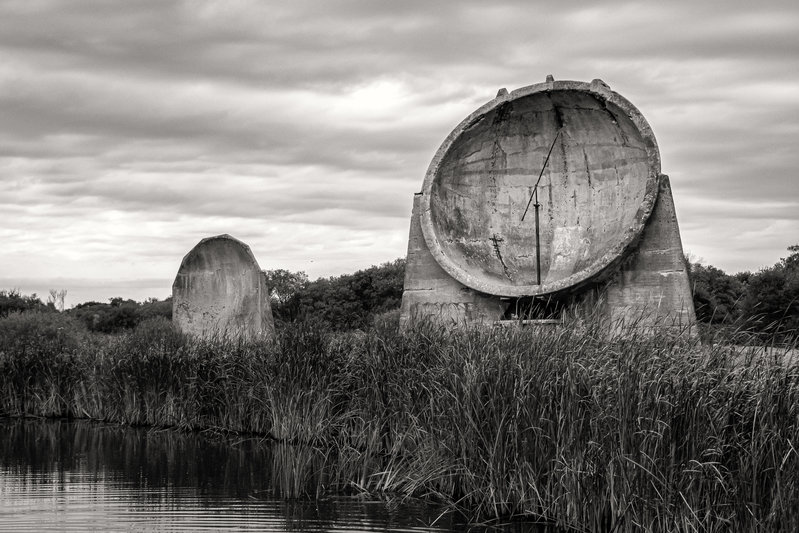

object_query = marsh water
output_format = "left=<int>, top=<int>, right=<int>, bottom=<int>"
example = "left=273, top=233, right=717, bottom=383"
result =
left=0, top=418, right=552, bottom=532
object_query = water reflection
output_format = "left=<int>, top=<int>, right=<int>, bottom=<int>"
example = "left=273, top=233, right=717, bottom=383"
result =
left=0, top=419, right=554, bottom=532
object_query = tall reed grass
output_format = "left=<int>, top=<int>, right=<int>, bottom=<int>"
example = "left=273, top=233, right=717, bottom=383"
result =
left=0, top=310, right=797, bottom=532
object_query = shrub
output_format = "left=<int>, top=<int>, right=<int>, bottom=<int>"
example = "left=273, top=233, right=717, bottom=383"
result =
left=271, top=259, right=405, bottom=330
left=0, top=289, right=51, bottom=318
left=68, top=297, right=172, bottom=333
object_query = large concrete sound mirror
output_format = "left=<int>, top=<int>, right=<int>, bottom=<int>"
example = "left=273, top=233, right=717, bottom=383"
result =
left=173, top=234, right=275, bottom=340
left=400, top=77, right=696, bottom=334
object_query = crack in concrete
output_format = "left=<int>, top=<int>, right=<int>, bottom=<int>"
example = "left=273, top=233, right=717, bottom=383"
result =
left=489, top=233, right=512, bottom=280
left=488, top=102, right=513, bottom=189
left=583, top=148, right=592, bottom=188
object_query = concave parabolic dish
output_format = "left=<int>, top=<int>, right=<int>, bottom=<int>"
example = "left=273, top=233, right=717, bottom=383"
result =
left=420, top=79, right=662, bottom=297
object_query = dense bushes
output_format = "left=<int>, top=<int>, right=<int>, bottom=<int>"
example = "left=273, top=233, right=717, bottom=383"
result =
left=267, top=258, right=405, bottom=330
left=739, top=250, right=799, bottom=334
left=1, top=290, right=173, bottom=333
left=0, top=289, right=53, bottom=317
left=68, top=297, right=172, bottom=333
left=688, top=245, right=799, bottom=338
left=689, top=263, right=745, bottom=323
left=1, top=311, right=797, bottom=531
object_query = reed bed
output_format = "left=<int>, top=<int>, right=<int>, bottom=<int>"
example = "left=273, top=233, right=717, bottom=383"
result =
left=0, top=311, right=797, bottom=532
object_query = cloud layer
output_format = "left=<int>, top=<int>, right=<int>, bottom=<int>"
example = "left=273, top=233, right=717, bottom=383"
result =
left=1, top=0, right=797, bottom=305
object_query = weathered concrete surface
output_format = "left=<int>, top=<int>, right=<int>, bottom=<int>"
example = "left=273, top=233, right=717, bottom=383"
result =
left=400, top=194, right=504, bottom=328
left=420, top=79, right=660, bottom=297
left=400, top=77, right=696, bottom=334
left=601, top=176, right=697, bottom=334
left=172, top=234, right=275, bottom=340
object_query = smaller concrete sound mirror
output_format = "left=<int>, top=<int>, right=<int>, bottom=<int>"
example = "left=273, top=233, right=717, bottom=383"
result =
left=400, top=77, right=696, bottom=333
left=173, top=234, right=275, bottom=340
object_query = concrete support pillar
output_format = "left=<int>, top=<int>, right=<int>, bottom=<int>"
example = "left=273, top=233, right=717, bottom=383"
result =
left=601, top=176, right=697, bottom=336
left=400, top=194, right=504, bottom=329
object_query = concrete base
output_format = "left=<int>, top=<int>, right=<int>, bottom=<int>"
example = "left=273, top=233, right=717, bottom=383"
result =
left=172, top=234, right=275, bottom=341
left=600, top=176, right=696, bottom=335
left=399, top=176, right=696, bottom=336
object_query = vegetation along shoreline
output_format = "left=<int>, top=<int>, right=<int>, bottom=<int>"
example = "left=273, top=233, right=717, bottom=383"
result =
left=1, top=246, right=798, bottom=532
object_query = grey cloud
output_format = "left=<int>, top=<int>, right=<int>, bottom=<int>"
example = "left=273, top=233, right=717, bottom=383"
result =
left=1, top=0, right=797, bottom=300
left=0, top=276, right=168, bottom=290
left=3, top=1, right=796, bottom=90
left=10, top=162, right=413, bottom=224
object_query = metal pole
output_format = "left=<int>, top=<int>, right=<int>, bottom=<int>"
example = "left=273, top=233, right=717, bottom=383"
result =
left=534, top=188, right=541, bottom=285
left=521, top=129, right=560, bottom=222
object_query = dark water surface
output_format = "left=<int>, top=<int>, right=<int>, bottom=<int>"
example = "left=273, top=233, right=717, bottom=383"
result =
left=0, top=419, right=550, bottom=532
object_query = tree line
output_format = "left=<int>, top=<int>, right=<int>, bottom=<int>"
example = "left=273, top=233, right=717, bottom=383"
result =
left=0, top=292, right=172, bottom=333
left=265, top=245, right=799, bottom=335
left=689, top=244, right=799, bottom=335
left=2, top=245, right=797, bottom=335
left=0, top=258, right=405, bottom=333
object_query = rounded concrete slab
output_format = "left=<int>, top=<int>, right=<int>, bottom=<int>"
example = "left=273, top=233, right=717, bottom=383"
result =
left=172, top=234, right=274, bottom=340
left=419, top=79, right=661, bottom=297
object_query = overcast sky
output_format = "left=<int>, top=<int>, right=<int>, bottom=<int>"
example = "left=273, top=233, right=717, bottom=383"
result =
left=1, top=0, right=797, bottom=306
